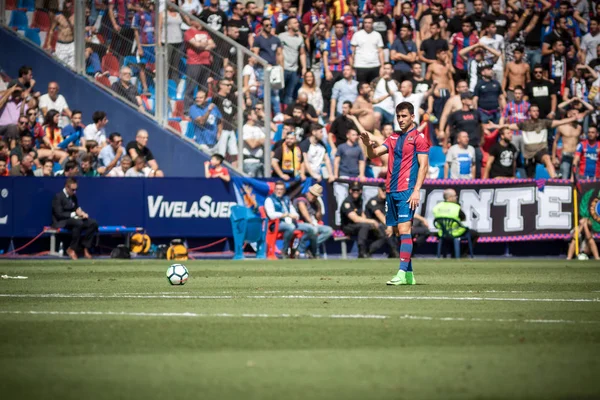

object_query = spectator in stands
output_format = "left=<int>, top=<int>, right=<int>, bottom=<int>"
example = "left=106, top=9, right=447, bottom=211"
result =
left=10, top=66, right=40, bottom=107
left=40, top=110, right=65, bottom=153
left=80, top=154, right=99, bottom=177
left=189, top=90, right=223, bottom=152
left=112, top=67, right=145, bottom=112
left=473, top=65, right=504, bottom=124
left=48, top=3, right=76, bottom=68
left=503, top=48, right=530, bottom=102
left=371, top=63, right=400, bottom=126
left=83, top=111, right=108, bottom=147
left=390, top=24, right=417, bottom=83
left=300, top=124, right=334, bottom=183
left=132, top=0, right=157, bottom=96
left=460, top=43, right=500, bottom=93
left=33, top=158, right=55, bottom=177
left=99, top=132, right=125, bottom=175
left=58, top=110, right=85, bottom=150
left=449, top=19, right=478, bottom=82
left=242, top=109, right=265, bottom=177
left=204, top=153, right=230, bottom=181
left=158, top=4, right=184, bottom=82
left=56, top=160, right=80, bottom=177
left=84, top=140, right=103, bottom=174
left=580, top=17, right=600, bottom=65
left=567, top=218, right=600, bottom=261
left=0, top=159, right=7, bottom=177
left=333, top=128, right=365, bottom=223
left=446, top=91, right=481, bottom=149
left=308, top=22, right=329, bottom=89
left=420, top=21, right=448, bottom=65
left=212, top=79, right=238, bottom=166
left=573, top=126, right=600, bottom=179
left=243, top=56, right=260, bottom=107
left=525, top=65, right=557, bottom=119
left=553, top=101, right=595, bottom=179
left=365, top=185, right=399, bottom=258
left=342, top=0, right=360, bottom=41
left=51, top=178, right=99, bottom=260
left=10, top=134, right=37, bottom=168
left=351, top=14, right=384, bottom=83
left=328, top=101, right=355, bottom=157
left=478, top=21, right=505, bottom=84
left=25, top=107, right=43, bottom=141
left=272, top=130, right=304, bottom=181
left=107, top=155, right=132, bottom=177
left=229, top=2, right=253, bottom=48
left=293, top=184, right=333, bottom=258
left=199, top=0, right=228, bottom=32
left=126, top=129, right=164, bottom=177
left=252, top=18, right=283, bottom=116
left=125, top=156, right=148, bottom=177
left=10, top=154, right=34, bottom=177
left=285, top=93, right=318, bottom=125
left=298, top=72, right=324, bottom=122
left=0, top=83, right=28, bottom=148
left=322, top=20, right=353, bottom=115
left=339, top=181, right=388, bottom=258
left=329, top=65, right=358, bottom=121
left=445, top=131, right=476, bottom=179
left=38, top=82, right=72, bottom=124
left=15, top=114, right=33, bottom=143
left=393, top=80, right=437, bottom=129
left=432, top=188, right=479, bottom=254
left=183, top=20, right=215, bottom=111
left=278, top=17, right=307, bottom=108
left=483, top=127, right=517, bottom=179
left=180, top=0, right=203, bottom=32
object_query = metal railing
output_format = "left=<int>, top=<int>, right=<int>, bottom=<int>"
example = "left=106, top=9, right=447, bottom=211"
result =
left=0, top=0, right=273, bottom=177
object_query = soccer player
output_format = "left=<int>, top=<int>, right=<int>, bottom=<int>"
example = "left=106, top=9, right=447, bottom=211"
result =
left=359, top=102, right=430, bottom=285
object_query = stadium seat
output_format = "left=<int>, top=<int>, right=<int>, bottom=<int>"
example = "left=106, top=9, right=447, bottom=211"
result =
left=24, top=28, right=41, bottom=46
left=95, top=75, right=111, bottom=88
left=167, top=118, right=182, bottom=134
left=6, top=0, right=17, bottom=10
left=429, top=145, right=445, bottom=179
left=167, top=79, right=180, bottom=100
left=18, top=0, right=35, bottom=11
left=122, top=55, right=139, bottom=72
left=31, top=10, right=50, bottom=31
left=229, top=205, right=267, bottom=260
left=433, top=217, right=474, bottom=259
left=259, top=206, right=303, bottom=260
left=101, top=53, right=120, bottom=77
left=171, top=100, right=184, bottom=118
left=9, top=9, right=29, bottom=30
left=535, top=164, right=551, bottom=179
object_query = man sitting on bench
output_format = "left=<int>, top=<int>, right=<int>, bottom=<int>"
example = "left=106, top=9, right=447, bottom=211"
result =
left=52, top=177, right=99, bottom=260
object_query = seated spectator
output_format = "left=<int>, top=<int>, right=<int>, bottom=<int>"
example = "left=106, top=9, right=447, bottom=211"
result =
left=111, top=67, right=145, bottom=112
left=365, top=185, right=400, bottom=258
left=10, top=154, right=34, bottom=176
left=25, top=107, right=44, bottom=142
left=567, top=218, right=600, bottom=260
left=126, top=157, right=149, bottom=177
left=40, top=110, right=65, bottom=151
left=284, top=93, right=318, bottom=124
left=573, top=126, right=600, bottom=179
left=57, top=110, right=86, bottom=151
left=339, top=182, right=388, bottom=258
left=15, top=114, right=33, bottom=142
left=0, top=140, right=9, bottom=163
left=264, top=181, right=316, bottom=259
left=242, top=109, right=265, bottom=177
left=33, top=158, right=55, bottom=177
left=483, top=127, right=517, bottom=179
left=432, top=188, right=479, bottom=254
left=293, top=184, right=333, bottom=258
left=271, top=130, right=304, bottom=181
left=126, top=129, right=164, bottom=177
left=107, top=156, right=133, bottom=177
left=189, top=90, right=223, bottom=152
left=0, top=158, right=8, bottom=176
left=10, top=134, right=37, bottom=168
left=445, top=131, right=476, bottom=179
left=333, top=128, right=365, bottom=224
left=300, top=124, right=334, bottom=183
left=38, top=82, right=72, bottom=126
left=83, top=140, right=103, bottom=174
left=80, top=154, right=99, bottom=177
left=0, top=82, right=28, bottom=148
left=56, top=160, right=80, bottom=177
left=10, top=66, right=40, bottom=107
left=286, top=105, right=312, bottom=142
left=51, top=178, right=99, bottom=260
left=204, top=153, right=230, bottom=182
left=83, top=111, right=109, bottom=147
left=99, top=132, right=125, bottom=175
left=328, top=101, right=355, bottom=157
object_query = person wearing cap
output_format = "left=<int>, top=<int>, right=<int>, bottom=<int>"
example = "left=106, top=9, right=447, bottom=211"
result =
left=0, top=82, right=29, bottom=148
left=446, top=91, right=483, bottom=177
left=339, top=181, right=389, bottom=258
left=293, top=184, right=333, bottom=258
left=473, top=63, right=505, bottom=124
left=365, top=185, right=400, bottom=258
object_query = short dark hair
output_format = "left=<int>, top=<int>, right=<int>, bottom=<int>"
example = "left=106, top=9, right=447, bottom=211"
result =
left=245, top=1, right=255, bottom=8
left=400, top=24, right=413, bottom=31
left=293, top=105, right=304, bottom=113
left=92, top=111, right=107, bottom=124
left=65, top=177, right=77, bottom=186
left=396, top=101, right=414, bottom=115
left=514, top=46, right=524, bottom=53
left=334, top=19, right=345, bottom=27
left=81, top=154, right=94, bottom=164
left=85, top=140, right=99, bottom=151
left=244, top=108, right=255, bottom=122
left=533, top=63, right=545, bottom=72
left=363, top=14, right=374, bottom=22
left=343, top=100, right=353, bottom=108
left=514, top=85, right=524, bottom=92
left=283, top=121, right=296, bottom=128
left=529, top=103, right=540, bottom=110
left=275, top=180, right=286, bottom=188
left=430, top=21, right=440, bottom=28
left=71, top=109, right=82, bottom=118
left=310, top=123, right=323, bottom=132
left=108, top=132, right=122, bottom=142
left=18, top=66, right=32, bottom=77
left=211, top=153, right=224, bottom=163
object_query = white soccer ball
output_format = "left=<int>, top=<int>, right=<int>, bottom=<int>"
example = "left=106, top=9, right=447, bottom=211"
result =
left=166, top=264, right=189, bottom=285
left=577, top=253, right=589, bottom=261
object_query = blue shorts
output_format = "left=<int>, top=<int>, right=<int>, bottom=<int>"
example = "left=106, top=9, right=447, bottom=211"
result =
left=386, top=190, right=415, bottom=226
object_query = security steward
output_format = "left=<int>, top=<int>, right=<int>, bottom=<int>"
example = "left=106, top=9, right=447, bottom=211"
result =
left=339, top=181, right=388, bottom=258
left=432, top=188, right=479, bottom=252
left=365, top=184, right=400, bottom=258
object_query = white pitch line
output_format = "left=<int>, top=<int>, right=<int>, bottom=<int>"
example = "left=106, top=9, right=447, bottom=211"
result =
left=0, top=310, right=598, bottom=325
left=0, top=293, right=599, bottom=303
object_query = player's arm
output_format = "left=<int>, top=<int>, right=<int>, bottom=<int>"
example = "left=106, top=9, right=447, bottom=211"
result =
left=359, top=131, right=388, bottom=159
left=408, top=152, right=429, bottom=210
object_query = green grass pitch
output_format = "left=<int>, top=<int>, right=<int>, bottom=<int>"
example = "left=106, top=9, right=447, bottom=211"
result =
left=0, top=259, right=599, bottom=400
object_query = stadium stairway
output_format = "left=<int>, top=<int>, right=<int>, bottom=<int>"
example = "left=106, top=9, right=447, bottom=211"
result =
left=0, top=26, right=216, bottom=177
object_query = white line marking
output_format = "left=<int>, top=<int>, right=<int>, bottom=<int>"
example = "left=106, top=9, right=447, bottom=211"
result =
left=0, top=293, right=599, bottom=302
left=0, top=310, right=598, bottom=325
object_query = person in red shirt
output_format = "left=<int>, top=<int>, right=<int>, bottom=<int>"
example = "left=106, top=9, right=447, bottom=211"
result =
left=183, top=20, right=216, bottom=112
left=0, top=159, right=8, bottom=177
left=204, top=153, right=230, bottom=182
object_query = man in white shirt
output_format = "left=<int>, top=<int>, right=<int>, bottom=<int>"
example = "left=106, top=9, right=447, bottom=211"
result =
left=351, top=14, right=385, bottom=84
left=38, top=82, right=72, bottom=127
left=393, top=80, right=437, bottom=129
left=370, top=63, right=399, bottom=126
left=580, top=17, right=600, bottom=65
left=445, top=131, right=476, bottom=179
left=478, top=21, right=505, bottom=84
left=83, top=111, right=109, bottom=147
left=242, top=109, right=266, bottom=177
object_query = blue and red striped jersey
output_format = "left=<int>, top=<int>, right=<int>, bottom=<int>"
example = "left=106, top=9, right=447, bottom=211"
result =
left=382, top=127, right=430, bottom=193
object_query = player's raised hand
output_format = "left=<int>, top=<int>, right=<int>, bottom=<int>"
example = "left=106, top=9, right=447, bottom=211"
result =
left=407, top=191, right=420, bottom=210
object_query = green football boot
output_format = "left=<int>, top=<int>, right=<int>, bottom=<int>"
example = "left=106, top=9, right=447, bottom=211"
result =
left=406, top=272, right=417, bottom=285
left=386, top=270, right=407, bottom=286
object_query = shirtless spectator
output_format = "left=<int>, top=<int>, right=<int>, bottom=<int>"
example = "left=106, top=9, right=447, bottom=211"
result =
left=552, top=100, right=595, bottom=179
left=99, top=132, right=125, bottom=175
left=503, top=48, right=530, bottom=101
left=46, top=2, right=75, bottom=69
left=38, top=82, right=72, bottom=126
left=351, top=82, right=380, bottom=134
left=107, top=155, right=132, bottom=177
left=425, top=48, right=454, bottom=121
left=126, top=129, right=164, bottom=177
left=83, top=111, right=108, bottom=147
left=111, top=67, right=145, bottom=112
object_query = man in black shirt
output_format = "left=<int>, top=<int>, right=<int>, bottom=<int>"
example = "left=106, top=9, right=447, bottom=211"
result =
left=228, top=1, right=252, bottom=48
left=339, top=182, right=388, bottom=258
left=284, top=93, right=318, bottom=123
left=468, top=0, right=487, bottom=34
left=410, top=63, right=432, bottom=94
left=419, top=21, right=449, bottom=65
left=542, top=15, right=575, bottom=56
left=525, top=65, right=557, bottom=118
left=328, top=101, right=356, bottom=155
left=372, top=0, right=394, bottom=49
left=447, top=92, right=483, bottom=177
left=199, top=0, right=228, bottom=33
left=365, top=185, right=399, bottom=258
left=523, top=0, right=549, bottom=68
left=447, top=1, right=467, bottom=36
left=125, top=129, right=164, bottom=177
left=212, top=79, right=239, bottom=165
left=483, top=127, right=517, bottom=178
left=111, top=67, right=143, bottom=112
left=485, top=0, right=509, bottom=36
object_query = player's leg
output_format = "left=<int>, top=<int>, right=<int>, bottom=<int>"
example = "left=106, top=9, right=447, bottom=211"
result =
left=386, top=192, right=415, bottom=286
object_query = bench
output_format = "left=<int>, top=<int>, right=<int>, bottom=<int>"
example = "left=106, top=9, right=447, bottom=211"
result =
left=44, top=226, right=144, bottom=256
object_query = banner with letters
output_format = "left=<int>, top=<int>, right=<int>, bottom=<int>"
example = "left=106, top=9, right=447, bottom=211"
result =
left=0, top=177, right=598, bottom=240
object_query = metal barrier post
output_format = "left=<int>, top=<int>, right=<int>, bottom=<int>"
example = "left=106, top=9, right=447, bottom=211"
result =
left=236, top=49, right=244, bottom=173
left=74, top=0, right=86, bottom=74
left=154, top=2, right=168, bottom=126
left=264, top=67, right=272, bottom=178
left=0, top=0, right=6, bottom=27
